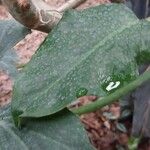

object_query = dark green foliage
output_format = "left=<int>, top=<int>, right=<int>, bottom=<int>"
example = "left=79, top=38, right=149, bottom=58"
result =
left=0, top=105, right=94, bottom=150
left=12, top=4, right=150, bottom=122
left=0, top=3, right=150, bottom=149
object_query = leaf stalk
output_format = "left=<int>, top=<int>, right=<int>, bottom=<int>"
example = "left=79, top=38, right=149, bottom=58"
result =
left=72, top=70, right=150, bottom=115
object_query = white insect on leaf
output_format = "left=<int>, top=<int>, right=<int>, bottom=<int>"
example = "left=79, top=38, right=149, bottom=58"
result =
left=106, top=81, right=120, bottom=91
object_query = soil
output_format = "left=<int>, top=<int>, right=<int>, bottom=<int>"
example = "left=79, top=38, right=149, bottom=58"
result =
left=0, top=1, right=149, bottom=150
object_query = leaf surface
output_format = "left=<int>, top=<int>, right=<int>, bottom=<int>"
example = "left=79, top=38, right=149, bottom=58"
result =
left=0, top=105, right=94, bottom=150
left=12, top=4, right=150, bottom=119
left=0, top=19, right=30, bottom=76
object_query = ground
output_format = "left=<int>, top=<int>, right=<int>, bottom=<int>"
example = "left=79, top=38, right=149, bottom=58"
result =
left=0, top=0, right=149, bottom=149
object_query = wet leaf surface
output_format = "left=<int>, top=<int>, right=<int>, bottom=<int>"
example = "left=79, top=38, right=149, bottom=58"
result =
left=12, top=4, right=150, bottom=121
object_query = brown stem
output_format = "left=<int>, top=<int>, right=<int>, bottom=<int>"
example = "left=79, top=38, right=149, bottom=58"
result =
left=2, top=0, right=87, bottom=33
left=2, top=0, right=62, bottom=33
left=57, top=0, right=86, bottom=12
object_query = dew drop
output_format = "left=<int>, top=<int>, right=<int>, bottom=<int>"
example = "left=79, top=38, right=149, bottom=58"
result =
left=76, top=87, right=88, bottom=98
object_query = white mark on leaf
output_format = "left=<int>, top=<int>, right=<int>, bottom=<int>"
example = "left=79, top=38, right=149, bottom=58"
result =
left=106, top=81, right=120, bottom=91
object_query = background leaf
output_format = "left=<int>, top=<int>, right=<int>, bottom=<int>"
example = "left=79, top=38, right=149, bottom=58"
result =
left=0, top=19, right=30, bottom=76
left=0, top=105, right=94, bottom=150
left=12, top=4, right=150, bottom=120
left=0, top=49, right=18, bottom=77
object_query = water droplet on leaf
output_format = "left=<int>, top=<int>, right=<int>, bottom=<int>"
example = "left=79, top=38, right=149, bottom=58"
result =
left=76, top=87, right=88, bottom=98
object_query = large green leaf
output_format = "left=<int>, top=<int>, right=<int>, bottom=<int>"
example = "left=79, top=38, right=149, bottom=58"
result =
left=12, top=4, right=150, bottom=120
left=0, top=19, right=30, bottom=76
left=0, top=105, right=94, bottom=150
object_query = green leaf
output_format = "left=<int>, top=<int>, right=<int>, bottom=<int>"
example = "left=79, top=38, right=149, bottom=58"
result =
left=12, top=4, right=150, bottom=120
left=128, top=137, right=141, bottom=150
left=0, top=19, right=30, bottom=76
left=0, top=105, right=94, bottom=150
left=0, top=49, right=18, bottom=77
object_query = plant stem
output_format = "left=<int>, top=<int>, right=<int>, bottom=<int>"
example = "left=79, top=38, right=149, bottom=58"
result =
left=2, top=0, right=87, bottom=33
left=71, top=70, right=150, bottom=115
left=2, top=0, right=62, bottom=33
left=57, top=0, right=86, bottom=12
